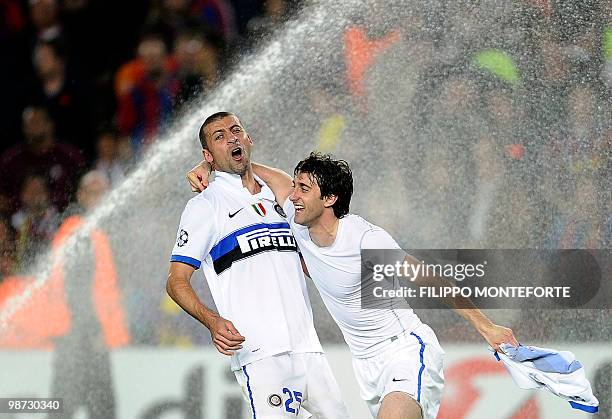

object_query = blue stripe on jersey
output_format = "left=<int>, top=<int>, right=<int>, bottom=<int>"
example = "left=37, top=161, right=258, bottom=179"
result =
left=569, top=401, right=598, bottom=413
left=410, top=331, right=426, bottom=402
left=210, top=222, right=291, bottom=261
left=170, top=255, right=202, bottom=269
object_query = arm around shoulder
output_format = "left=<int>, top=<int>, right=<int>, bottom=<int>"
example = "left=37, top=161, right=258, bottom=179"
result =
left=252, top=162, right=293, bottom=205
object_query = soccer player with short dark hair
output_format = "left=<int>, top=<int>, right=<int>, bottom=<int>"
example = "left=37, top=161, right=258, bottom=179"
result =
left=168, top=113, right=350, bottom=419
left=187, top=122, right=518, bottom=419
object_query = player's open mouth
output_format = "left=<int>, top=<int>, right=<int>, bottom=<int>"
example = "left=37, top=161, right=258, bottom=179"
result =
left=294, top=203, right=305, bottom=213
left=231, top=147, right=243, bottom=161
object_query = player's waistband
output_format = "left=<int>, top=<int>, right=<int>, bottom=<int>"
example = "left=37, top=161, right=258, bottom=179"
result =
left=351, top=318, right=424, bottom=359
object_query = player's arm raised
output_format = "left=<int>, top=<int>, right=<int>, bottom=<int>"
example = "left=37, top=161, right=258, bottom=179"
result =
left=251, top=162, right=293, bottom=205
left=186, top=160, right=212, bottom=192
left=186, top=160, right=293, bottom=205
left=167, top=262, right=245, bottom=355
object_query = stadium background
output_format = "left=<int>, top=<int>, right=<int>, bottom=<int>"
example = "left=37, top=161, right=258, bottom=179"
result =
left=0, top=0, right=610, bottom=418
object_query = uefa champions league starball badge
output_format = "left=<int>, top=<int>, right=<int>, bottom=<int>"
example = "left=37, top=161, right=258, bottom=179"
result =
left=177, top=229, right=189, bottom=247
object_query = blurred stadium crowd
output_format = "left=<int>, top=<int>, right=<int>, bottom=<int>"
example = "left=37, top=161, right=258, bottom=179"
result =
left=0, top=0, right=610, bottom=347
left=0, top=0, right=298, bottom=275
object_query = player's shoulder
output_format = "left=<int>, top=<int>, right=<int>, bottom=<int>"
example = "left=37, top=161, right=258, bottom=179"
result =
left=337, top=214, right=379, bottom=247
left=342, top=214, right=399, bottom=249
left=342, top=214, right=381, bottom=234
left=184, top=188, right=218, bottom=213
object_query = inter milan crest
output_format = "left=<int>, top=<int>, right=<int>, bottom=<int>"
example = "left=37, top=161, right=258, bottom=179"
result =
left=177, top=229, right=189, bottom=247
left=274, top=202, right=286, bottom=218
left=251, top=202, right=266, bottom=217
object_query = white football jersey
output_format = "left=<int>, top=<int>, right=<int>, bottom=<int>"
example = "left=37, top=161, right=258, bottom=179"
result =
left=283, top=200, right=422, bottom=358
left=171, top=172, right=323, bottom=369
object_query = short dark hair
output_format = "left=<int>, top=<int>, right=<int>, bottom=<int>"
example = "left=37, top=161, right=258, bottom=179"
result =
left=294, top=152, right=353, bottom=218
left=198, top=111, right=235, bottom=149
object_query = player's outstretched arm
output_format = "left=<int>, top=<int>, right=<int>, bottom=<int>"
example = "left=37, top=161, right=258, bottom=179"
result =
left=167, top=262, right=245, bottom=355
left=405, top=254, right=518, bottom=352
left=454, top=307, right=518, bottom=352
left=251, top=162, right=293, bottom=206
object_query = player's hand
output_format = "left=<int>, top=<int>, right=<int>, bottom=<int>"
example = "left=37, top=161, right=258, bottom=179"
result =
left=187, top=160, right=212, bottom=192
left=207, top=315, right=246, bottom=356
left=479, top=323, right=518, bottom=352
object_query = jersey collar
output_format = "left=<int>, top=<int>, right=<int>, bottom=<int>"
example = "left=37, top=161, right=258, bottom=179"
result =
left=214, top=171, right=275, bottom=201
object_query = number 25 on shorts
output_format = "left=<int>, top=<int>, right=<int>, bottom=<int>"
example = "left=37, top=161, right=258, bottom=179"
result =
left=282, top=388, right=302, bottom=415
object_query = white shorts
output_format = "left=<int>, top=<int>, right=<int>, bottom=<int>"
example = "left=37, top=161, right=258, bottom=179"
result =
left=352, top=324, right=445, bottom=419
left=234, top=352, right=350, bottom=419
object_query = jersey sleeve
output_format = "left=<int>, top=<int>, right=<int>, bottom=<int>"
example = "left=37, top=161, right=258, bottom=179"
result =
left=170, top=198, right=218, bottom=269
left=360, top=227, right=405, bottom=270
left=361, top=227, right=402, bottom=250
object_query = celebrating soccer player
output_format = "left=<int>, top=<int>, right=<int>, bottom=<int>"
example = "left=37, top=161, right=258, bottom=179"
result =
left=186, top=114, right=519, bottom=419
left=167, top=112, right=349, bottom=418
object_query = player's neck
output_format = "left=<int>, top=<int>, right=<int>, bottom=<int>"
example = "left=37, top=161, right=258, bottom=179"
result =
left=308, top=212, right=340, bottom=247
left=240, top=167, right=262, bottom=195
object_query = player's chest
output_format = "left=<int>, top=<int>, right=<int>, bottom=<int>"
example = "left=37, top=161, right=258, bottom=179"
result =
left=219, top=196, right=288, bottom=228
left=215, top=197, right=295, bottom=253
left=298, top=240, right=363, bottom=291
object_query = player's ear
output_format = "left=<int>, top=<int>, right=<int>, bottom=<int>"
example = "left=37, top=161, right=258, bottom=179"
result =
left=203, top=149, right=214, bottom=164
left=246, top=133, right=253, bottom=145
left=323, top=194, right=338, bottom=208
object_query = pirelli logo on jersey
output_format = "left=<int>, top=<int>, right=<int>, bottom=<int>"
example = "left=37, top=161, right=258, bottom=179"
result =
left=236, top=226, right=295, bottom=253
left=210, top=222, right=298, bottom=274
